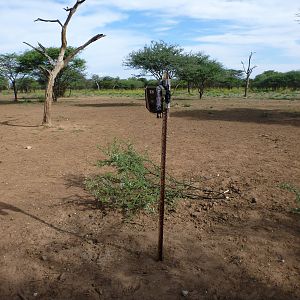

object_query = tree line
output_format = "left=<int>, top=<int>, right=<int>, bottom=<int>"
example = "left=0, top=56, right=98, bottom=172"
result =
left=1, top=41, right=299, bottom=102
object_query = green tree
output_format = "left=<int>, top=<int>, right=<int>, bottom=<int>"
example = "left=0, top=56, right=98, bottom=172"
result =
left=252, top=70, right=300, bottom=90
left=19, top=47, right=86, bottom=101
left=0, top=53, right=25, bottom=101
left=91, top=74, right=101, bottom=90
left=17, top=77, right=40, bottom=93
left=0, top=75, right=9, bottom=92
left=285, top=71, right=300, bottom=90
left=124, top=40, right=184, bottom=80
left=175, top=52, right=224, bottom=99
left=118, top=78, right=144, bottom=89
left=217, top=69, right=244, bottom=89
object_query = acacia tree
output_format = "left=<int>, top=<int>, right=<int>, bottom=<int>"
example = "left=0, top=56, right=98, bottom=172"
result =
left=124, top=40, right=183, bottom=80
left=241, top=52, right=257, bottom=98
left=19, top=47, right=86, bottom=101
left=0, top=53, right=24, bottom=101
left=91, top=74, right=101, bottom=90
left=24, top=0, right=105, bottom=126
left=176, top=52, right=224, bottom=99
left=0, top=75, right=9, bottom=92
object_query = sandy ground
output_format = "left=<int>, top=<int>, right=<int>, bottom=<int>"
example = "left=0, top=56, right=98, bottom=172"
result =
left=0, top=95, right=299, bottom=300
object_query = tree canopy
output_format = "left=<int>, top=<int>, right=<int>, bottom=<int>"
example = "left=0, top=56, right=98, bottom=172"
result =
left=0, top=53, right=25, bottom=101
left=253, top=70, right=300, bottom=90
left=175, top=52, right=225, bottom=98
left=123, top=40, right=184, bottom=80
left=18, top=47, right=86, bottom=100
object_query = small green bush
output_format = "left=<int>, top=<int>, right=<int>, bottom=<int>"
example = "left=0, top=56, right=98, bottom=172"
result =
left=85, top=141, right=183, bottom=215
left=85, top=141, right=224, bottom=216
left=279, top=183, right=300, bottom=214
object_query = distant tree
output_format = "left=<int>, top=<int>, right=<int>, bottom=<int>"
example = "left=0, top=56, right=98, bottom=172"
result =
left=17, top=77, right=40, bottom=93
left=253, top=70, right=282, bottom=90
left=24, top=0, right=105, bottom=126
left=0, top=75, right=9, bottom=92
left=136, top=77, right=148, bottom=87
left=118, top=78, right=144, bottom=89
left=174, top=53, right=200, bottom=94
left=0, top=53, right=25, bottom=101
left=175, top=52, right=224, bottom=99
left=124, top=40, right=184, bottom=80
left=217, top=69, right=244, bottom=89
left=285, top=71, right=300, bottom=90
left=253, top=70, right=300, bottom=91
left=241, top=52, right=257, bottom=98
left=91, top=74, right=101, bottom=90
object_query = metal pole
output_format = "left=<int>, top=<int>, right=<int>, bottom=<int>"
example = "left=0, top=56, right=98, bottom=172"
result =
left=158, top=102, right=168, bottom=261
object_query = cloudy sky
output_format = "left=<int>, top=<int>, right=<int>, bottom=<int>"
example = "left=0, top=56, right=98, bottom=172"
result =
left=0, top=0, right=299, bottom=78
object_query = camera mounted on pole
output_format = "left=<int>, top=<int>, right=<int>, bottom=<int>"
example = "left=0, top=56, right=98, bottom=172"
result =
left=145, top=72, right=171, bottom=118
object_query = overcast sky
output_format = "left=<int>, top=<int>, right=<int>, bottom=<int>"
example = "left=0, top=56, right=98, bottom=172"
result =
left=0, top=0, right=299, bottom=78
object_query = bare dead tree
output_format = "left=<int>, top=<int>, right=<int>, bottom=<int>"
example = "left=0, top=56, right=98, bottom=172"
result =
left=241, top=52, right=257, bottom=98
left=24, top=0, right=105, bottom=126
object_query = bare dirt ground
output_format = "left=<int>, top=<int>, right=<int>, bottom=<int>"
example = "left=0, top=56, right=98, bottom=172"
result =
left=0, top=95, right=299, bottom=300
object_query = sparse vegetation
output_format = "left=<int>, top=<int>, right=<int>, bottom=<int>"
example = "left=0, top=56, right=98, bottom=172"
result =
left=85, top=141, right=225, bottom=216
left=279, top=183, right=300, bottom=214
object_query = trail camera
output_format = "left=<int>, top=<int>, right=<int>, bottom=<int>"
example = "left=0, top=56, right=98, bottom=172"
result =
left=145, top=87, right=158, bottom=113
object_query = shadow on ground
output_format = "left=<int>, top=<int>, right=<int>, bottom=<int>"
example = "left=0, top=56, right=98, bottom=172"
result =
left=74, top=102, right=143, bottom=108
left=1, top=174, right=299, bottom=300
left=171, top=108, right=300, bottom=127
left=0, top=201, right=83, bottom=238
left=0, top=120, right=40, bottom=128
left=1, top=197, right=299, bottom=299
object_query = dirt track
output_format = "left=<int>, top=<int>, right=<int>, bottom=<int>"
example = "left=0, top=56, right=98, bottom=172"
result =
left=0, top=96, right=299, bottom=299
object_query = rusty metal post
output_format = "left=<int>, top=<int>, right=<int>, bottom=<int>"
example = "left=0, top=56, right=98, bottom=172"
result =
left=158, top=105, right=168, bottom=261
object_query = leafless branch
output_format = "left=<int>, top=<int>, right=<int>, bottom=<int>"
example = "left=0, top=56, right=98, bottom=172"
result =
left=64, top=34, right=106, bottom=65
left=23, top=42, right=56, bottom=66
left=39, top=65, right=51, bottom=77
left=64, top=0, right=86, bottom=28
left=241, top=61, right=246, bottom=73
left=34, top=18, right=63, bottom=27
left=37, top=43, right=47, bottom=52
left=64, top=0, right=85, bottom=11
left=241, top=51, right=256, bottom=75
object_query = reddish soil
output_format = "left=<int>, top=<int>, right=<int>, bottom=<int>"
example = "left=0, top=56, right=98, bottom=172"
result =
left=0, top=96, right=299, bottom=300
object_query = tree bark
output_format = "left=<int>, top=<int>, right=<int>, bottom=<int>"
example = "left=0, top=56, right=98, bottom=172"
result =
left=244, top=76, right=250, bottom=98
left=187, top=81, right=191, bottom=94
left=43, top=66, right=62, bottom=126
left=198, top=81, right=205, bottom=99
left=12, top=80, right=18, bottom=102
left=43, top=74, right=55, bottom=126
left=242, top=52, right=256, bottom=99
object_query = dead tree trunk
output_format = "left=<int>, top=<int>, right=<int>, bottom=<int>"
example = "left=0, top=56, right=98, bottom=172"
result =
left=241, top=52, right=257, bottom=98
left=24, top=0, right=105, bottom=126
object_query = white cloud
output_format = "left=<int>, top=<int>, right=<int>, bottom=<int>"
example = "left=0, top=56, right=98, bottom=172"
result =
left=0, top=0, right=299, bottom=77
left=82, top=29, right=151, bottom=78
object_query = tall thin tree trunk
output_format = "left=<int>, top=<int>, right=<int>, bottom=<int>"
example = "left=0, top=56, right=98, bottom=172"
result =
left=12, top=80, right=18, bottom=102
left=43, top=75, right=55, bottom=126
left=244, top=76, right=250, bottom=98
left=187, top=81, right=191, bottom=94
